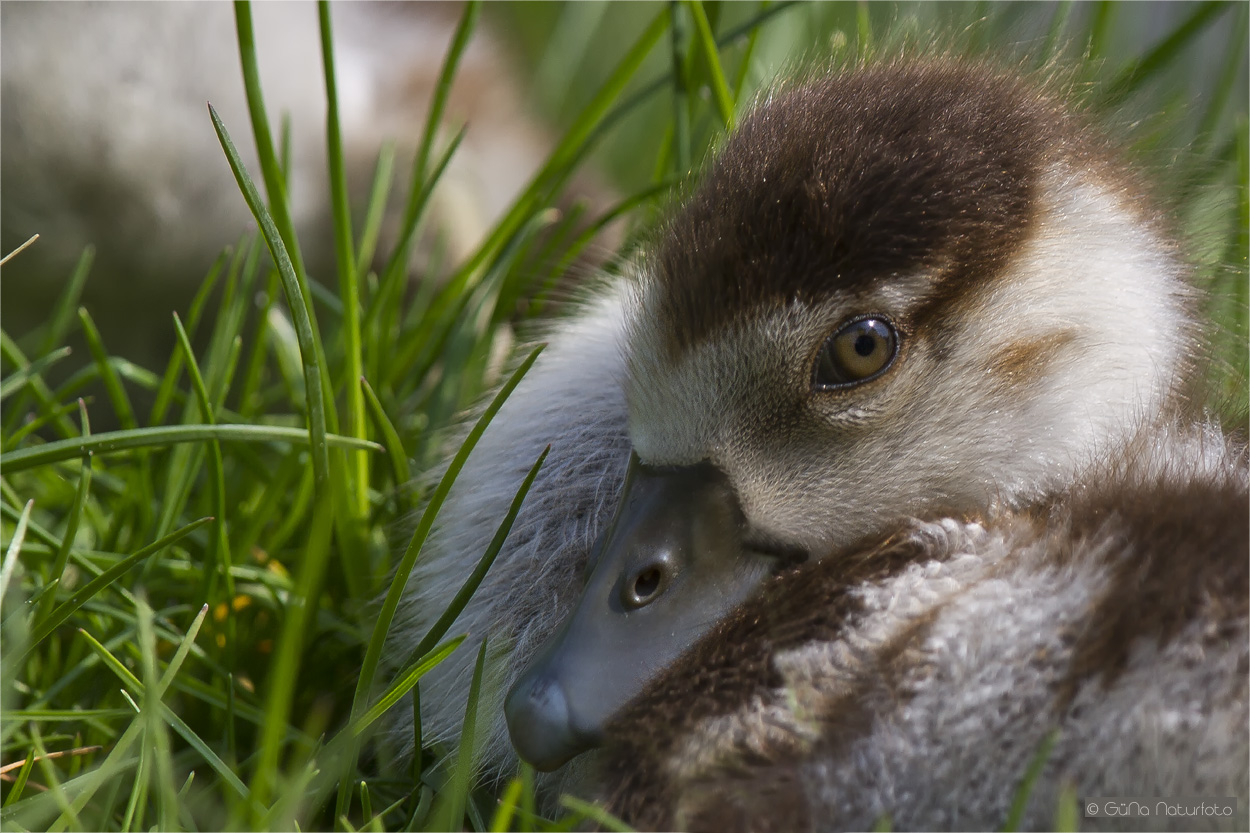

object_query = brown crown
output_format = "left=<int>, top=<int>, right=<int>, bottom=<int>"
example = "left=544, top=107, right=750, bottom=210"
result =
left=649, top=60, right=1087, bottom=356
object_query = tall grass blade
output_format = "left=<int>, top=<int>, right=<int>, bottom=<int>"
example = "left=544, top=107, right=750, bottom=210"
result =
left=1099, top=1, right=1226, bottom=107
left=429, top=638, right=488, bottom=833
left=558, top=796, right=636, bottom=833
left=209, top=102, right=332, bottom=493
left=41, top=247, right=95, bottom=360
left=76, top=627, right=254, bottom=803
left=2, top=749, right=37, bottom=807
left=319, top=0, right=369, bottom=526
left=1003, top=729, right=1058, bottom=831
left=686, top=0, right=736, bottom=128
left=355, top=144, right=396, bottom=279
left=233, top=0, right=310, bottom=288
left=1, top=332, right=79, bottom=440
left=2, top=423, right=379, bottom=473
left=350, top=636, right=464, bottom=737
left=361, top=376, right=412, bottom=494
left=0, top=347, right=72, bottom=402
left=250, top=492, right=335, bottom=818
left=34, top=402, right=91, bottom=628
left=76, top=308, right=137, bottom=431
left=1, top=499, right=34, bottom=601
left=400, top=445, right=548, bottom=669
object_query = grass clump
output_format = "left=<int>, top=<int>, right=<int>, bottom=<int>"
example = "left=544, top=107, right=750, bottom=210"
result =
left=1, top=2, right=1245, bottom=831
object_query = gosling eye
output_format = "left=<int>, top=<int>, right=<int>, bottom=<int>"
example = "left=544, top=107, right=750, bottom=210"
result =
left=813, top=317, right=899, bottom=390
left=621, top=561, right=673, bottom=610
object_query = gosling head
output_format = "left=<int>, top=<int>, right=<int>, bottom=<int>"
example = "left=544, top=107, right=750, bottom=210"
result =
left=505, top=58, right=1193, bottom=771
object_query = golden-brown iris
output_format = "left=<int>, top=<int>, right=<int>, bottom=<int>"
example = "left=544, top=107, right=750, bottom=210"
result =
left=813, top=317, right=898, bottom=390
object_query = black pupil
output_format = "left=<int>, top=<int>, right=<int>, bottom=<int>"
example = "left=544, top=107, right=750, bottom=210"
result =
left=854, top=333, right=876, bottom=357
left=633, top=568, right=661, bottom=601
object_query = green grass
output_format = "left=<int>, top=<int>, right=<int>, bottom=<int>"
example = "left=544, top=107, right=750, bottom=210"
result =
left=1, top=2, right=1245, bottom=831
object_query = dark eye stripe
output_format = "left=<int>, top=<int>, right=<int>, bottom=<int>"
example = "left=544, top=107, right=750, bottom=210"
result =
left=813, top=317, right=899, bottom=390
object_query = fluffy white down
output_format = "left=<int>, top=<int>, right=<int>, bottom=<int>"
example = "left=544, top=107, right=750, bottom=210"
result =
left=384, top=283, right=635, bottom=774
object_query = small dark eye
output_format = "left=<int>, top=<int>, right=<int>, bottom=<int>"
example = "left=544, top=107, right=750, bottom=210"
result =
left=813, top=317, right=898, bottom=390
left=622, top=562, right=671, bottom=609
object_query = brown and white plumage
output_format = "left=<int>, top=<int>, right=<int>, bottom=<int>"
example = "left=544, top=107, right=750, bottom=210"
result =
left=597, top=421, right=1248, bottom=831
left=384, top=58, right=1246, bottom=827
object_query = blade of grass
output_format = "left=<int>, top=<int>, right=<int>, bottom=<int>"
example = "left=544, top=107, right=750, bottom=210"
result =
left=429, top=638, right=488, bottom=833
left=558, top=796, right=636, bottom=833
left=0, top=233, right=39, bottom=267
left=361, top=377, right=412, bottom=496
left=1, top=499, right=34, bottom=601
left=319, top=0, right=369, bottom=526
left=335, top=345, right=544, bottom=819
left=1, top=750, right=36, bottom=807
left=134, top=598, right=178, bottom=832
left=2, top=423, right=379, bottom=473
left=385, top=205, right=553, bottom=395
left=520, top=762, right=535, bottom=833
left=0, top=332, right=78, bottom=440
left=355, top=144, right=396, bottom=280
left=489, top=776, right=524, bottom=833
left=32, top=726, right=82, bottom=833
left=856, top=0, right=872, bottom=58
left=76, top=308, right=137, bottom=431
left=1084, top=1, right=1115, bottom=62
left=33, top=402, right=91, bottom=628
left=349, top=637, right=464, bottom=737
left=731, top=1, right=766, bottom=100
left=685, top=0, right=736, bottom=129
left=1053, top=779, right=1079, bottom=832
left=453, top=7, right=669, bottom=290
left=0, top=502, right=58, bottom=550
left=400, top=446, right=548, bottom=669
left=51, top=357, right=162, bottom=405
left=388, top=5, right=671, bottom=392
left=148, top=247, right=228, bottom=427
left=75, top=627, right=254, bottom=803
left=0, top=347, right=72, bottom=402
left=236, top=268, right=282, bottom=418
left=5, top=399, right=87, bottom=448
left=1099, top=1, right=1226, bottom=108
left=1193, top=2, right=1248, bottom=156
left=670, top=1, right=693, bottom=174
left=7, top=736, right=140, bottom=833
left=249, top=491, right=335, bottom=819
left=1037, top=1, right=1074, bottom=64
left=368, top=128, right=467, bottom=386
left=365, top=125, right=466, bottom=376
left=233, top=0, right=310, bottom=292
left=385, top=0, right=481, bottom=282
left=209, top=102, right=331, bottom=493
left=172, top=313, right=237, bottom=645
left=1003, top=729, right=1058, bottom=832
left=530, top=182, right=675, bottom=315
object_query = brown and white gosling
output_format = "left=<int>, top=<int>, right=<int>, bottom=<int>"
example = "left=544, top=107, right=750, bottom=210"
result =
left=384, top=58, right=1248, bottom=825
